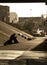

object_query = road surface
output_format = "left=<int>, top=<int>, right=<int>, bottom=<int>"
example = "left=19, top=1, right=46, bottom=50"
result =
left=0, top=21, right=46, bottom=50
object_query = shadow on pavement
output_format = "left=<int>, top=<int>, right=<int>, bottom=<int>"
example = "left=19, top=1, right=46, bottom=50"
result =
left=32, top=39, right=47, bottom=51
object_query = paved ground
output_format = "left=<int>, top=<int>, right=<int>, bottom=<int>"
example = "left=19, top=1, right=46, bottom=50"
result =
left=0, top=50, right=47, bottom=65
left=0, top=21, right=47, bottom=65
left=0, top=21, right=46, bottom=50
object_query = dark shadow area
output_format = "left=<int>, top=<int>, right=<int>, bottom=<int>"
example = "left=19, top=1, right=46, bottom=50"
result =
left=26, top=59, right=47, bottom=65
left=0, top=0, right=46, bottom=2
left=32, top=39, right=47, bottom=51
left=4, top=33, right=19, bottom=46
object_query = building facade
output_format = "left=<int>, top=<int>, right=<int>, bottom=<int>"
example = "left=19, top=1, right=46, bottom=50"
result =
left=9, top=12, right=19, bottom=23
left=0, top=5, right=10, bottom=23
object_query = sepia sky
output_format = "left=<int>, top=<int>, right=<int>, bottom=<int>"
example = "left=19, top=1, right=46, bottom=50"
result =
left=0, top=3, right=46, bottom=17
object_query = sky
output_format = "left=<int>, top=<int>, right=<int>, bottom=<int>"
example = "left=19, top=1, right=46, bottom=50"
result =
left=0, top=3, right=46, bottom=17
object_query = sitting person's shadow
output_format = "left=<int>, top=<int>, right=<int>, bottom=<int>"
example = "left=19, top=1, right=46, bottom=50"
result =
left=4, top=33, right=19, bottom=46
